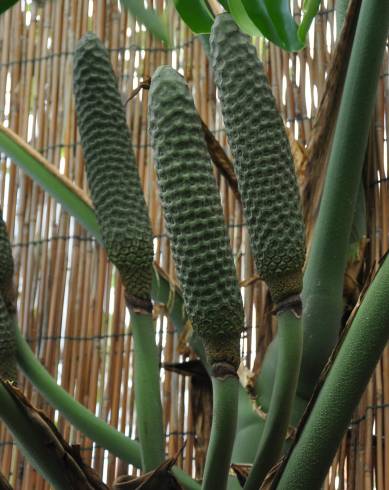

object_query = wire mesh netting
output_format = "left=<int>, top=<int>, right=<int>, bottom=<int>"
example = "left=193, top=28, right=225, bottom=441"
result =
left=0, top=0, right=388, bottom=488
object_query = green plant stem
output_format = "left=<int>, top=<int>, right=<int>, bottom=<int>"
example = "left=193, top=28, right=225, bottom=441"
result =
left=244, top=309, right=303, bottom=490
left=16, top=322, right=201, bottom=489
left=277, top=254, right=389, bottom=489
left=14, top=321, right=142, bottom=467
left=300, top=0, right=389, bottom=397
left=202, top=374, right=239, bottom=490
left=130, top=310, right=165, bottom=471
left=0, top=382, right=74, bottom=490
left=172, top=467, right=202, bottom=490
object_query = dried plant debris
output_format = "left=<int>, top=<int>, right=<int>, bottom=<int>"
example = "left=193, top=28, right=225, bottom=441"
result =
left=2, top=382, right=109, bottom=490
left=113, top=458, right=183, bottom=489
left=230, top=463, right=252, bottom=487
left=0, top=471, right=13, bottom=490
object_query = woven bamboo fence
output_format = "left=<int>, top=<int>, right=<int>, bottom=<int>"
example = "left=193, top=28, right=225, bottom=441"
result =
left=0, top=0, right=387, bottom=488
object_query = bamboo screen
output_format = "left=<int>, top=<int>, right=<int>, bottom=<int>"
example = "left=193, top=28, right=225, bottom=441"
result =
left=0, top=0, right=388, bottom=488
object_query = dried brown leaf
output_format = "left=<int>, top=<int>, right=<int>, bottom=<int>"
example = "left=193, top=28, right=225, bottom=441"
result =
left=3, top=382, right=109, bottom=490
left=113, top=455, right=183, bottom=489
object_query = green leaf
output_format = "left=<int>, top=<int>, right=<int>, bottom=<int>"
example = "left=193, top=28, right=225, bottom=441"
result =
left=241, top=0, right=304, bottom=51
left=121, top=0, right=170, bottom=45
left=0, top=0, right=19, bottom=15
left=228, top=0, right=265, bottom=37
left=298, top=0, right=321, bottom=43
left=0, top=126, right=102, bottom=242
left=172, top=0, right=214, bottom=34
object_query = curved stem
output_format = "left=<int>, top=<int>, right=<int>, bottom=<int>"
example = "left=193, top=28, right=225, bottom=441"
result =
left=277, top=254, right=389, bottom=489
left=301, top=0, right=389, bottom=395
left=244, top=309, right=303, bottom=490
left=14, top=321, right=142, bottom=467
left=0, top=382, right=74, bottom=490
left=16, top=320, right=201, bottom=489
left=130, top=310, right=165, bottom=471
left=172, top=467, right=202, bottom=490
left=202, top=374, right=239, bottom=490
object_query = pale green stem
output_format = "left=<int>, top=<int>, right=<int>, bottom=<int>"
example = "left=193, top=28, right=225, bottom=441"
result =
left=14, top=320, right=142, bottom=467
left=244, top=309, right=303, bottom=490
left=130, top=310, right=165, bottom=471
left=16, top=320, right=201, bottom=489
left=202, top=374, right=239, bottom=490
left=277, top=254, right=389, bottom=489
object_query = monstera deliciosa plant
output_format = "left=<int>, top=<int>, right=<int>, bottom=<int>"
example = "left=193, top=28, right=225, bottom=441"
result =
left=0, top=0, right=388, bottom=489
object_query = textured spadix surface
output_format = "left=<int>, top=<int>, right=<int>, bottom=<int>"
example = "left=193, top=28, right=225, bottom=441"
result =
left=149, top=66, right=244, bottom=369
left=0, top=212, right=16, bottom=381
left=73, top=32, right=153, bottom=302
left=210, top=14, right=305, bottom=303
left=0, top=212, right=14, bottom=302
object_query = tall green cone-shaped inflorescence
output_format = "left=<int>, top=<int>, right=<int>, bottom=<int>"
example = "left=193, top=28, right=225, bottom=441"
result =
left=210, top=14, right=305, bottom=304
left=0, top=212, right=17, bottom=381
left=148, top=66, right=244, bottom=370
left=73, top=33, right=153, bottom=306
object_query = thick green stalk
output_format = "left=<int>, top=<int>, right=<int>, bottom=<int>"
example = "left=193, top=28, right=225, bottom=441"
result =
left=130, top=311, right=165, bottom=471
left=244, top=310, right=303, bottom=489
left=171, top=468, right=201, bottom=490
left=202, top=375, right=239, bottom=490
left=0, top=382, right=74, bottom=490
left=277, top=255, right=389, bottom=489
left=14, top=320, right=142, bottom=467
left=300, top=0, right=389, bottom=396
